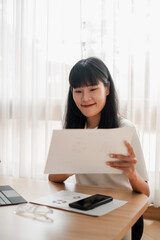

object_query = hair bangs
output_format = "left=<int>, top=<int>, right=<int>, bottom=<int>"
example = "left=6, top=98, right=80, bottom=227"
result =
left=69, top=65, right=100, bottom=89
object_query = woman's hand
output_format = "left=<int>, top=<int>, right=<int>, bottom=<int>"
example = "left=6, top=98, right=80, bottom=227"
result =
left=106, top=140, right=150, bottom=197
left=106, top=141, right=137, bottom=180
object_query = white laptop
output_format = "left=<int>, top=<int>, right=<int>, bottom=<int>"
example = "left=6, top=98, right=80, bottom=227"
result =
left=44, top=127, right=135, bottom=174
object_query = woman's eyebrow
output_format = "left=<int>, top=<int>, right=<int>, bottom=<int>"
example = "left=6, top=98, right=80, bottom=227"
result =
left=88, top=85, right=99, bottom=88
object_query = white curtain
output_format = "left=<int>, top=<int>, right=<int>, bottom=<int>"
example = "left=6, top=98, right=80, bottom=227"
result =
left=0, top=0, right=160, bottom=206
left=0, top=0, right=82, bottom=179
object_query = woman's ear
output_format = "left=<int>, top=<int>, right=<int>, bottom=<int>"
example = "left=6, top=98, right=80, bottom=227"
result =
left=106, top=86, right=110, bottom=96
left=105, top=82, right=110, bottom=96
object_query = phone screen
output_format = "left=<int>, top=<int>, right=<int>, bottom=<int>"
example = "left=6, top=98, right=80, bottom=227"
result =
left=69, top=194, right=113, bottom=211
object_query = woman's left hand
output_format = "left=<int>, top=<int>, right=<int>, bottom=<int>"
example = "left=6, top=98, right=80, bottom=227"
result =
left=106, top=141, right=137, bottom=179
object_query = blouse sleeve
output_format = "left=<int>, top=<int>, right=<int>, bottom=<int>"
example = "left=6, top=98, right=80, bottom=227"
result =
left=131, top=127, right=149, bottom=181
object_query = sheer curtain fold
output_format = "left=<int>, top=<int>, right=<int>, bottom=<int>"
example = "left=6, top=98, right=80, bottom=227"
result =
left=0, top=0, right=160, bottom=206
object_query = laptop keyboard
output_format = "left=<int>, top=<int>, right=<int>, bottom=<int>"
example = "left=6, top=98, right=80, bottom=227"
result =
left=0, top=192, right=11, bottom=205
left=0, top=186, right=27, bottom=206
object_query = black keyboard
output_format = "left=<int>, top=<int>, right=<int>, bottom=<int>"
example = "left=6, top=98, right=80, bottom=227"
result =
left=0, top=185, right=27, bottom=206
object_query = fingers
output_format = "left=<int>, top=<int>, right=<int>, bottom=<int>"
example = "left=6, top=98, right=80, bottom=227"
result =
left=106, top=160, right=137, bottom=168
left=124, top=140, right=135, bottom=157
left=106, top=140, right=136, bottom=170
left=109, top=154, right=136, bottom=162
left=109, top=140, right=136, bottom=161
left=106, top=141, right=137, bottom=178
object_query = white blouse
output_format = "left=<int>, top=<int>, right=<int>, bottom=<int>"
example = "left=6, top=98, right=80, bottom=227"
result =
left=75, top=117, right=149, bottom=190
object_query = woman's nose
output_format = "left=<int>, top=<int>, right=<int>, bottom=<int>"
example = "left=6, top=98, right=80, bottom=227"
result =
left=82, top=91, right=91, bottom=101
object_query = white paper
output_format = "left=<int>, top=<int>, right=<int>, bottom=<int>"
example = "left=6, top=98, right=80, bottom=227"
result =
left=31, top=190, right=127, bottom=217
left=44, top=127, right=134, bottom=174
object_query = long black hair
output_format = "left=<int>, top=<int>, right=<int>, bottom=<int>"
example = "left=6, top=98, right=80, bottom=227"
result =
left=64, top=57, right=120, bottom=129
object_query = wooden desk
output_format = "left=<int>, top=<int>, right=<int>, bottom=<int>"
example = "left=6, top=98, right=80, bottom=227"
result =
left=0, top=176, right=148, bottom=240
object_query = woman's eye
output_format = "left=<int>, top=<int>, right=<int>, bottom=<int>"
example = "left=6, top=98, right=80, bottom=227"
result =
left=90, top=88, right=97, bottom=92
left=75, top=90, right=81, bottom=93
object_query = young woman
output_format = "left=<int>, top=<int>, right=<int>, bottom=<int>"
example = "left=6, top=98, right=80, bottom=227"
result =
left=49, top=57, right=150, bottom=239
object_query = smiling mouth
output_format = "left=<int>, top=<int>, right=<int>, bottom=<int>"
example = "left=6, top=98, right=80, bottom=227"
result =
left=82, top=103, right=96, bottom=108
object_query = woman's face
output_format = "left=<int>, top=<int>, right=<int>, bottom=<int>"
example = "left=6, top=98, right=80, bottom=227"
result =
left=72, top=80, right=109, bottom=119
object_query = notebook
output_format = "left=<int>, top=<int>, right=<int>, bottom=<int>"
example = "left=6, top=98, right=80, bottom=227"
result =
left=0, top=185, right=27, bottom=206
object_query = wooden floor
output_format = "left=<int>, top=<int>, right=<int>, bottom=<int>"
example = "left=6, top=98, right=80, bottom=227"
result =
left=143, top=219, right=160, bottom=240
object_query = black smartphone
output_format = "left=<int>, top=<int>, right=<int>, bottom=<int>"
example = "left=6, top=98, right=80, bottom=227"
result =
left=69, top=194, right=113, bottom=211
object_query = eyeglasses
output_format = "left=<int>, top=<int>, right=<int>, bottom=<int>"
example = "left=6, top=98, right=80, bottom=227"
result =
left=14, top=203, right=54, bottom=223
